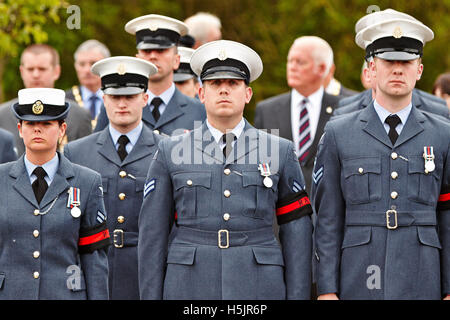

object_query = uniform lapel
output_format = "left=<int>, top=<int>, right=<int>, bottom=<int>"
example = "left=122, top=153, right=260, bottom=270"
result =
left=193, top=122, right=223, bottom=163
left=229, top=120, right=259, bottom=164
left=394, top=107, right=425, bottom=148
left=154, top=89, right=185, bottom=130
left=142, top=103, right=156, bottom=127
left=39, top=153, right=74, bottom=208
left=10, top=156, right=39, bottom=207
left=96, top=127, right=123, bottom=167
left=121, top=125, right=156, bottom=166
left=360, top=102, right=393, bottom=148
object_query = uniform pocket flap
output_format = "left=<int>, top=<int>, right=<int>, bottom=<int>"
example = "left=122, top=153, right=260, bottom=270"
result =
left=408, top=156, right=441, bottom=178
left=252, top=247, right=285, bottom=266
left=167, top=246, right=197, bottom=265
left=417, top=227, right=442, bottom=249
left=0, top=272, right=5, bottom=290
left=342, top=157, right=381, bottom=178
left=341, top=226, right=372, bottom=249
left=172, top=172, right=212, bottom=190
left=242, top=171, right=263, bottom=187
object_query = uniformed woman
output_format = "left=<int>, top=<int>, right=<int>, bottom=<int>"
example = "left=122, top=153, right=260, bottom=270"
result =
left=0, top=88, right=110, bottom=299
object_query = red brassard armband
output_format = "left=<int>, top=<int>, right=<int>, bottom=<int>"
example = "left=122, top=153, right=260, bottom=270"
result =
left=438, top=185, right=450, bottom=210
left=78, top=221, right=111, bottom=254
left=276, top=191, right=312, bottom=225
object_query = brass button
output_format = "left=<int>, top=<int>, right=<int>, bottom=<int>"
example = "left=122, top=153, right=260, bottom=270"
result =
left=224, top=168, right=231, bottom=175
left=391, top=152, right=398, bottom=160
left=326, top=106, right=333, bottom=114
left=118, top=193, right=126, bottom=200
left=34, top=209, right=40, bottom=216
left=186, top=180, right=193, bottom=186
left=391, top=171, right=398, bottom=180
left=33, top=230, right=39, bottom=238
left=117, top=216, right=125, bottom=224
left=223, top=213, right=230, bottom=221
left=119, top=171, right=127, bottom=178
left=153, top=130, right=160, bottom=135
left=33, top=271, right=40, bottom=279
left=33, top=251, right=40, bottom=259
left=391, top=191, right=398, bottom=199
left=224, top=190, right=231, bottom=198
left=358, top=168, right=364, bottom=174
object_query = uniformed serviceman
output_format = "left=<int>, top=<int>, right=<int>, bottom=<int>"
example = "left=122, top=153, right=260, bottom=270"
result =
left=0, top=88, right=110, bottom=299
left=65, top=56, right=162, bottom=300
left=312, top=13, right=450, bottom=300
left=94, top=14, right=206, bottom=135
left=138, top=40, right=313, bottom=300
left=173, top=47, right=200, bottom=99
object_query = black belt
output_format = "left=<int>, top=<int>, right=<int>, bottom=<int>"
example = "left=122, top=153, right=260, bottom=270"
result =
left=113, top=230, right=138, bottom=248
left=345, top=210, right=437, bottom=229
left=174, top=226, right=275, bottom=249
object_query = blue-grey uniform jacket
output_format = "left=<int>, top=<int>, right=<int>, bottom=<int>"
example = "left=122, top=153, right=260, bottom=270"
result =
left=138, top=120, right=313, bottom=300
left=0, top=128, right=17, bottom=163
left=64, top=124, right=162, bottom=300
left=312, top=103, right=450, bottom=299
left=0, top=153, right=110, bottom=299
left=94, top=88, right=206, bottom=135
left=334, top=89, right=449, bottom=119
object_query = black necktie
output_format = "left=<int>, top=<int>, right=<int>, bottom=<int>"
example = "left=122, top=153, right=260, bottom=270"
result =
left=117, top=135, right=130, bottom=161
left=32, top=167, right=48, bottom=204
left=222, top=133, right=236, bottom=158
left=88, top=95, right=98, bottom=120
left=151, top=97, right=163, bottom=122
left=385, top=114, right=401, bottom=144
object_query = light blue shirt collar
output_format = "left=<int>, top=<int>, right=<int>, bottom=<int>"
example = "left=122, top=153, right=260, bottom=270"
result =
left=24, top=153, right=59, bottom=185
left=373, top=100, right=412, bottom=135
left=206, top=118, right=245, bottom=148
left=109, top=121, right=143, bottom=154
left=147, top=83, right=176, bottom=116
left=80, top=86, right=103, bottom=116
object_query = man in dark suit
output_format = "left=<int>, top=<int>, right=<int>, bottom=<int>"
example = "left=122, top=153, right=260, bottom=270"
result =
left=65, top=39, right=111, bottom=129
left=94, top=14, right=206, bottom=135
left=254, top=36, right=340, bottom=193
left=0, top=44, right=91, bottom=155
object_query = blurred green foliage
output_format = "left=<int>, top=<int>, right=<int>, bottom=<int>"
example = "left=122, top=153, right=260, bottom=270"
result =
left=1, top=0, right=449, bottom=122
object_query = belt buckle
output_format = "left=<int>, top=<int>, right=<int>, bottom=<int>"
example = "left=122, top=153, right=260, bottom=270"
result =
left=386, top=210, right=398, bottom=230
left=218, top=229, right=229, bottom=249
left=113, top=229, right=124, bottom=248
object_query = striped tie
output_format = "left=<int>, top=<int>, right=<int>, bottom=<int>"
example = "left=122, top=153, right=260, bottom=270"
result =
left=298, top=98, right=312, bottom=165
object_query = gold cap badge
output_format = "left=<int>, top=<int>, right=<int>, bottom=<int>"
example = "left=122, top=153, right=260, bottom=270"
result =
left=32, top=100, right=44, bottom=115
left=218, top=49, right=227, bottom=61
left=117, top=63, right=126, bottom=75
left=393, top=26, right=403, bottom=39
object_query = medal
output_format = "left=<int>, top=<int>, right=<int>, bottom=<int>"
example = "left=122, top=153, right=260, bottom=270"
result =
left=258, top=163, right=273, bottom=188
left=67, top=187, right=81, bottom=218
left=71, top=206, right=81, bottom=218
left=423, top=146, right=435, bottom=173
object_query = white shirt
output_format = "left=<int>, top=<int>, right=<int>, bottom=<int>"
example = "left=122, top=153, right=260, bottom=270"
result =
left=206, top=118, right=245, bottom=150
left=291, top=86, right=324, bottom=155
left=147, top=83, right=176, bottom=116
left=373, top=100, right=412, bottom=135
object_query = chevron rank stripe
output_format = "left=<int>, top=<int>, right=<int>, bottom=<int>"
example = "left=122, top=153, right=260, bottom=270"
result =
left=312, top=165, right=324, bottom=185
left=144, top=179, right=156, bottom=198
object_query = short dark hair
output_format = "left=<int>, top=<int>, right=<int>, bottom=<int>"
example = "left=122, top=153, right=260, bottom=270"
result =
left=20, top=44, right=60, bottom=66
